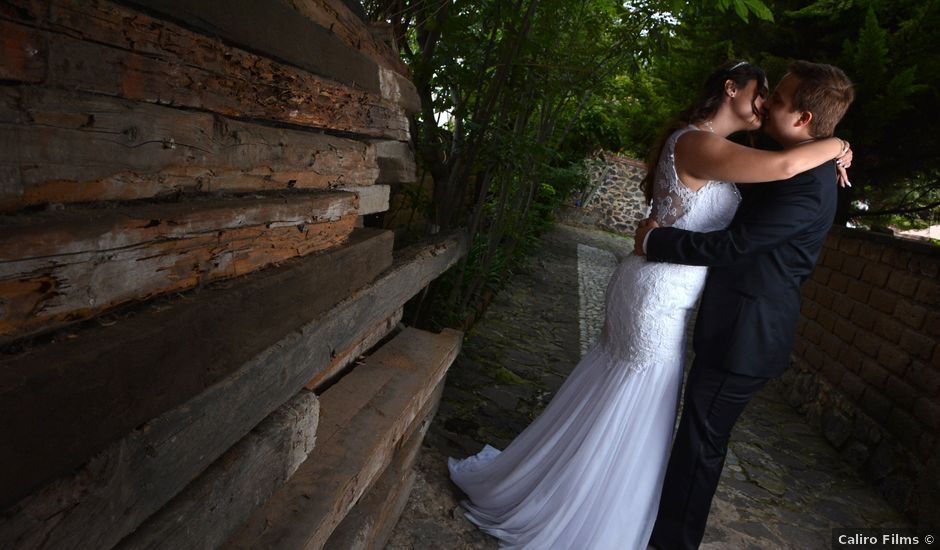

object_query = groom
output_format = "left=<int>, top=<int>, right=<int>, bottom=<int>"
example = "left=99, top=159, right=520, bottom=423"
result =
left=636, top=60, right=854, bottom=550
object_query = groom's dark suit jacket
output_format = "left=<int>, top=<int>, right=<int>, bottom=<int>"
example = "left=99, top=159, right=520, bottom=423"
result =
left=646, top=162, right=838, bottom=378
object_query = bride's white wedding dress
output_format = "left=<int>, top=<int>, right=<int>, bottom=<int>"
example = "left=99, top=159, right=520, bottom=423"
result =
left=448, top=127, right=741, bottom=549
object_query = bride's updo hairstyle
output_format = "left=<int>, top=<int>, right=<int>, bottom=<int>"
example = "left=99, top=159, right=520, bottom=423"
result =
left=642, top=61, right=769, bottom=203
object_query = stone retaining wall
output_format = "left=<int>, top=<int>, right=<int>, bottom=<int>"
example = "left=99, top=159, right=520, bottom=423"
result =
left=780, top=227, right=940, bottom=529
left=558, top=152, right=648, bottom=234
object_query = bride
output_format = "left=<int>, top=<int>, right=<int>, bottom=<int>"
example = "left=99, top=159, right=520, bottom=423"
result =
left=448, top=61, right=850, bottom=549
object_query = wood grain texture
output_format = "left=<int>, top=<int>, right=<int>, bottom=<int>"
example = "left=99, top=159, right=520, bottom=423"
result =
left=340, top=185, right=390, bottom=216
left=0, top=229, right=393, bottom=517
left=324, top=384, right=438, bottom=550
left=0, top=85, right=379, bottom=210
left=378, top=67, right=422, bottom=115
left=304, top=307, right=402, bottom=392
left=0, top=17, right=44, bottom=82
left=372, top=140, right=418, bottom=184
left=287, top=0, right=411, bottom=75
left=0, top=4, right=409, bottom=139
left=224, top=328, right=462, bottom=550
left=116, top=390, right=320, bottom=550
left=126, top=0, right=381, bottom=93
left=0, top=231, right=463, bottom=550
left=0, top=191, right=358, bottom=341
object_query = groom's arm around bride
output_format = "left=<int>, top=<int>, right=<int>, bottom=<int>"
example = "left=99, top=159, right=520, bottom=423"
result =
left=639, top=60, right=854, bottom=377
left=639, top=60, right=855, bottom=550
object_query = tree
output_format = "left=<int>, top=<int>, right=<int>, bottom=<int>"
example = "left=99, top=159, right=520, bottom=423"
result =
left=364, top=0, right=775, bottom=324
left=611, top=0, right=940, bottom=227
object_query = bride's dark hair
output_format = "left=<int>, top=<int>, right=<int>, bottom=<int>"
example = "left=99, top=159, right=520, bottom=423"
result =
left=641, top=61, right=769, bottom=203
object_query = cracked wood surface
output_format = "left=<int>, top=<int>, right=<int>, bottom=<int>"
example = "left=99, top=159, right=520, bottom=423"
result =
left=0, top=85, right=379, bottom=210
left=0, top=232, right=464, bottom=550
left=0, top=191, right=357, bottom=342
left=0, top=3, right=409, bottom=139
left=224, top=328, right=461, bottom=550
left=0, top=229, right=394, bottom=544
left=115, top=390, right=321, bottom=550
left=287, top=0, right=411, bottom=76
left=324, top=387, right=436, bottom=550
left=126, top=0, right=382, bottom=93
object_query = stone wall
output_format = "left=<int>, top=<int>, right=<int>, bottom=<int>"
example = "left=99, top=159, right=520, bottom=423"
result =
left=558, top=152, right=649, bottom=234
left=780, top=227, right=940, bottom=529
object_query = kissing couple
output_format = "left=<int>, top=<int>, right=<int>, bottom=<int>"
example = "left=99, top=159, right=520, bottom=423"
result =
left=449, top=60, right=855, bottom=549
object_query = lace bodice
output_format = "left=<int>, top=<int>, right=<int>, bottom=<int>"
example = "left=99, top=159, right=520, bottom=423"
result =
left=599, top=126, right=741, bottom=371
left=649, top=126, right=740, bottom=232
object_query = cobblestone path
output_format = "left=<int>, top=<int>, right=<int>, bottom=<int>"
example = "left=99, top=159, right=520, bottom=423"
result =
left=386, top=225, right=910, bottom=550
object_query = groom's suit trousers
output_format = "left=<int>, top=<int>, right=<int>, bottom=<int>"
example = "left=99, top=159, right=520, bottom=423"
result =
left=649, top=363, right=768, bottom=550
left=645, top=160, right=838, bottom=549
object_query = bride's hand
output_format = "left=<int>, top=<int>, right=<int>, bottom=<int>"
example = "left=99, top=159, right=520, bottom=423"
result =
left=836, top=147, right=852, bottom=169
left=835, top=143, right=853, bottom=188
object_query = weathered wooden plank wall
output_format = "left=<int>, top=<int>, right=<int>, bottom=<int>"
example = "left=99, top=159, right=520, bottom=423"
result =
left=115, top=390, right=322, bottom=550
left=0, top=1, right=458, bottom=549
left=0, top=86, right=379, bottom=208
left=0, top=228, right=394, bottom=508
left=225, top=328, right=462, bottom=550
left=0, top=3, right=411, bottom=138
left=0, top=232, right=465, bottom=550
left=0, top=0, right=419, bottom=341
left=0, top=192, right=358, bottom=341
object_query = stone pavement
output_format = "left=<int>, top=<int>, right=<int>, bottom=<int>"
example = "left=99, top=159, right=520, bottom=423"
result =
left=385, top=224, right=910, bottom=550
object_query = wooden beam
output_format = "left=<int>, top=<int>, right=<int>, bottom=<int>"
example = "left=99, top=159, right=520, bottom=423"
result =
left=0, top=191, right=358, bottom=342
left=0, top=5, right=409, bottom=139
left=224, top=328, right=462, bottom=550
left=0, top=18, right=44, bottom=82
left=340, top=185, right=390, bottom=216
left=0, top=231, right=464, bottom=550
left=304, top=307, right=402, bottom=392
left=115, top=390, right=320, bottom=550
left=287, top=0, right=411, bottom=76
left=372, top=140, right=418, bottom=184
left=324, top=386, right=437, bottom=550
left=0, top=228, right=393, bottom=513
left=125, top=0, right=381, bottom=93
left=379, top=67, right=422, bottom=115
left=0, top=85, right=379, bottom=210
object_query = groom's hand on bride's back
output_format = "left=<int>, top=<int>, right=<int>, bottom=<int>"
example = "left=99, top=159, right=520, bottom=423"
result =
left=634, top=219, right=660, bottom=256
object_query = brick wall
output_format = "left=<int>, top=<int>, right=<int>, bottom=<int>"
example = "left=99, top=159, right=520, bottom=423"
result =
left=780, top=227, right=940, bottom=528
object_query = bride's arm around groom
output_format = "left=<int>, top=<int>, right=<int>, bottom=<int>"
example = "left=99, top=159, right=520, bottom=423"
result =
left=639, top=60, right=855, bottom=550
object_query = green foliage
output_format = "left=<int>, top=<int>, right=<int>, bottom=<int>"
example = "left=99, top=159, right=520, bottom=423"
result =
left=610, top=0, right=940, bottom=226
left=841, top=6, right=927, bottom=145
left=852, top=169, right=940, bottom=230
left=368, top=0, right=688, bottom=325
left=370, top=0, right=940, bottom=328
left=718, top=0, right=775, bottom=21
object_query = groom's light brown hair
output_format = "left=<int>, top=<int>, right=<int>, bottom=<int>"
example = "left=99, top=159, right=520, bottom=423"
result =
left=787, top=60, right=855, bottom=137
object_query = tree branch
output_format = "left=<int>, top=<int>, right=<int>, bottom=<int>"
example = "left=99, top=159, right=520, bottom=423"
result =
left=858, top=200, right=940, bottom=218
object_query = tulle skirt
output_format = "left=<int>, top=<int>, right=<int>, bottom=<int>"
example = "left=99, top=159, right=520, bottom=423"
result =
left=448, top=256, right=706, bottom=549
left=448, top=343, right=683, bottom=550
